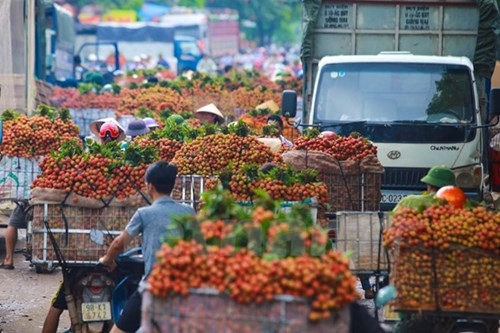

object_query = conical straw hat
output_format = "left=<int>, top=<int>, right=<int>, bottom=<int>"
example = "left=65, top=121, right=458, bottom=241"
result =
left=195, top=103, right=225, bottom=124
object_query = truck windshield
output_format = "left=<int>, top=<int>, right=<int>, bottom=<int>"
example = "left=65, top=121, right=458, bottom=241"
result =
left=178, top=40, right=201, bottom=57
left=314, top=63, right=474, bottom=125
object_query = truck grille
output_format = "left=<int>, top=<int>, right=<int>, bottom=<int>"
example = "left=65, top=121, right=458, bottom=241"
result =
left=382, top=167, right=429, bottom=190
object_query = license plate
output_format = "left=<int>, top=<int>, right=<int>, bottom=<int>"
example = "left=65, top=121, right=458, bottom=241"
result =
left=81, top=302, right=112, bottom=322
left=380, top=190, right=414, bottom=204
left=383, top=304, right=400, bottom=321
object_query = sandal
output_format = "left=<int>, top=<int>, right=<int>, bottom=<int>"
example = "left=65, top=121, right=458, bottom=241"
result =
left=0, top=263, right=14, bottom=270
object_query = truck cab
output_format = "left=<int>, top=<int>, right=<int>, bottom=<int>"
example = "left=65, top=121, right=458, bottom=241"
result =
left=293, top=0, right=500, bottom=210
left=36, top=2, right=121, bottom=87
left=311, top=53, right=484, bottom=210
left=36, top=2, right=77, bottom=87
left=173, top=35, right=202, bottom=74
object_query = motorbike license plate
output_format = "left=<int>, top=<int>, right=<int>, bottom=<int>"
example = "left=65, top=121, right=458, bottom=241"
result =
left=383, top=304, right=400, bottom=321
left=81, top=302, right=112, bottom=322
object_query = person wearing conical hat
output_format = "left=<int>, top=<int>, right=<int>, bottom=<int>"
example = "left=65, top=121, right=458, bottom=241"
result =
left=195, top=103, right=225, bottom=125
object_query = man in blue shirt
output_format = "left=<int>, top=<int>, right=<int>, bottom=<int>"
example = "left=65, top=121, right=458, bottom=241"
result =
left=99, top=161, right=195, bottom=333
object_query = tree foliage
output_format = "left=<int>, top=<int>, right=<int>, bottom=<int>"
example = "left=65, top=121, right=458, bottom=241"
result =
left=66, top=0, right=144, bottom=10
left=207, top=0, right=301, bottom=46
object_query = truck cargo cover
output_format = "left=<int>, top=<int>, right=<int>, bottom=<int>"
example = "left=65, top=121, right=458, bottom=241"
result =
left=96, top=23, right=176, bottom=42
left=301, top=0, right=500, bottom=78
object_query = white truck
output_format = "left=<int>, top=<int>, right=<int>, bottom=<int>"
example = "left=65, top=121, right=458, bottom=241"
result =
left=283, top=0, right=500, bottom=210
left=160, top=7, right=240, bottom=58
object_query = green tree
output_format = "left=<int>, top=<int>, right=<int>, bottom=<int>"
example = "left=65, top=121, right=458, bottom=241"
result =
left=207, top=0, right=300, bottom=46
left=178, top=0, right=205, bottom=7
left=65, top=0, right=144, bottom=11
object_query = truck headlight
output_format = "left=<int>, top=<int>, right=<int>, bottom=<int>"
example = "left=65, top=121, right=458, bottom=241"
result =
left=454, top=165, right=482, bottom=189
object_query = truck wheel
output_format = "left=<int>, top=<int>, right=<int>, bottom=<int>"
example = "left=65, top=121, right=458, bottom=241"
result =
left=450, top=321, right=494, bottom=333
left=394, top=315, right=436, bottom=333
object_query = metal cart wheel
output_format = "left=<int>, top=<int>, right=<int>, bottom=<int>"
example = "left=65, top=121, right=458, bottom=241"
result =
left=34, top=263, right=57, bottom=274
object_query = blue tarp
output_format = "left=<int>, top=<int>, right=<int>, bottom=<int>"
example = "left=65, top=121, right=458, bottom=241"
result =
left=139, top=3, right=170, bottom=22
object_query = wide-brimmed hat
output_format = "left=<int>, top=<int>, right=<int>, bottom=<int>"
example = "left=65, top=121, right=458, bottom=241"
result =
left=126, top=119, right=150, bottom=136
left=89, top=118, right=126, bottom=141
left=421, top=166, right=456, bottom=188
left=195, top=103, right=225, bottom=125
left=143, top=117, right=160, bottom=129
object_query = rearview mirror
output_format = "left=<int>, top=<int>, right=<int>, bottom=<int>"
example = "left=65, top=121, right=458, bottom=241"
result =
left=282, top=90, right=297, bottom=118
left=490, top=88, right=500, bottom=117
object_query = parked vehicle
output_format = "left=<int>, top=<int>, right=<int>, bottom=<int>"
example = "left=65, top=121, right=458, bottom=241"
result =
left=37, top=2, right=121, bottom=87
left=0, top=0, right=121, bottom=114
left=287, top=0, right=500, bottom=210
left=160, top=7, right=240, bottom=59
left=75, top=22, right=202, bottom=74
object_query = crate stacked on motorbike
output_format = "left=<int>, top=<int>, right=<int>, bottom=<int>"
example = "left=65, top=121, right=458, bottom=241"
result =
left=237, top=198, right=319, bottom=224
left=171, top=174, right=206, bottom=212
left=28, top=175, right=206, bottom=266
left=142, top=289, right=351, bottom=333
left=30, top=204, right=143, bottom=265
left=334, top=211, right=390, bottom=274
left=318, top=169, right=382, bottom=212
left=390, top=242, right=500, bottom=314
left=282, top=150, right=384, bottom=229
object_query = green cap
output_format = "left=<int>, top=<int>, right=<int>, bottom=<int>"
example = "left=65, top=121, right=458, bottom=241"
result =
left=420, top=166, right=456, bottom=188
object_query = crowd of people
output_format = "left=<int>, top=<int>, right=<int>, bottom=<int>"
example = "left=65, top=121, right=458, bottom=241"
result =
left=194, top=46, right=303, bottom=79
left=78, top=44, right=303, bottom=86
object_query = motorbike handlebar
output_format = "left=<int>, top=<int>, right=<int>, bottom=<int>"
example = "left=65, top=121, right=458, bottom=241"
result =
left=93, top=247, right=144, bottom=275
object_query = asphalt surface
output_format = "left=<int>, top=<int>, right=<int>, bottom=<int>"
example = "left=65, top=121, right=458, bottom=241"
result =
left=0, top=227, right=71, bottom=333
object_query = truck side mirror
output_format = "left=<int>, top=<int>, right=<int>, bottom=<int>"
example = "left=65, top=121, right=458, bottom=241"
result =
left=282, top=90, right=297, bottom=118
left=490, top=88, right=500, bottom=117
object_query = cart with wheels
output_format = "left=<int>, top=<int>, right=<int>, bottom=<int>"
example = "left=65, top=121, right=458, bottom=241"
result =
left=388, top=241, right=500, bottom=333
left=26, top=175, right=206, bottom=272
left=333, top=211, right=391, bottom=321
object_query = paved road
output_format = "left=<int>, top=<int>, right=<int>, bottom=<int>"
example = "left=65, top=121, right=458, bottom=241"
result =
left=0, top=229, right=71, bottom=333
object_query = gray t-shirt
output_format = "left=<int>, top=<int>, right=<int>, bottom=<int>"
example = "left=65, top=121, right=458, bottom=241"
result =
left=125, top=196, right=195, bottom=277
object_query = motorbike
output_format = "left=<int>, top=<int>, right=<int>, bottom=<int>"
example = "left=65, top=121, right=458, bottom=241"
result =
left=375, top=285, right=500, bottom=333
left=60, top=247, right=144, bottom=333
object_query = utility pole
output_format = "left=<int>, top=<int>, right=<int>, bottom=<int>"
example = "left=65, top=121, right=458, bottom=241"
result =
left=26, top=0, right=36, bottom=116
